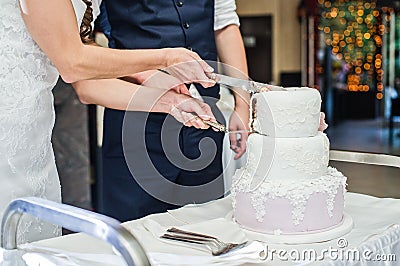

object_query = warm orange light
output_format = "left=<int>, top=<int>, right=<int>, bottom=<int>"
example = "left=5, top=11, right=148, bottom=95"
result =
left=331, top=8, right=338, bottom=18
left=325, top=1, right=332, bottom=8
left=376, top=93, right=383, bottom=100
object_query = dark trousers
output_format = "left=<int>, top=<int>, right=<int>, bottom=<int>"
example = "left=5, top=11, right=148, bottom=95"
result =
left=101, top=108, right=225, bottom=222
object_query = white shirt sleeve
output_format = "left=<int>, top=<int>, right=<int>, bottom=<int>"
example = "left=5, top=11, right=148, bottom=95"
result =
left=214, top=0, right=240, bottom=31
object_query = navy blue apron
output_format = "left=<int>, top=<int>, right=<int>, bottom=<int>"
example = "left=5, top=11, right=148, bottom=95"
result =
left=98, top=0, right=225, bottom=222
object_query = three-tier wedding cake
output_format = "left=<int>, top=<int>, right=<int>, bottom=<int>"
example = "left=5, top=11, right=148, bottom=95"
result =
left=232, top=88, right=347, bottom=234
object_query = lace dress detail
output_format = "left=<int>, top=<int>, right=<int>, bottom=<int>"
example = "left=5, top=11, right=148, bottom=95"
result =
left=0, top=0, right=99, bottom=244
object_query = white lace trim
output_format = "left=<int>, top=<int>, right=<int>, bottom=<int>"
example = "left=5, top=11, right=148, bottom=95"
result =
left=232, top=167, right=347, bottom=225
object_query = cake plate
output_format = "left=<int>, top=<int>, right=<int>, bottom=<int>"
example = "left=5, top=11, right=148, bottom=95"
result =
left=226, top=211, right=354, bottom=245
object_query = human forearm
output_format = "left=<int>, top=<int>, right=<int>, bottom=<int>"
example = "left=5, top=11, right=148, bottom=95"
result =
left=20, top=0, right=165, bottom=82
left=19, top=0, right=213, bottom=84
left=73, top=79, right=172, bottom=113
left=72, top=78, right=216, bottom=129
left=216, top=24, right=250, bottom=159
left=215, top=24, right=250, bottom=108
left=59, top=46, right=171, bottom=83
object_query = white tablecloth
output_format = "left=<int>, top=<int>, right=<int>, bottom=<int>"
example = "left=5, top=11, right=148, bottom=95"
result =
left=1, top=192, right=400, bottom=265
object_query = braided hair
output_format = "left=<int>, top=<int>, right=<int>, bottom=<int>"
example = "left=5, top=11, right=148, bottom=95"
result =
left=79, top=0, right=95, bottom=44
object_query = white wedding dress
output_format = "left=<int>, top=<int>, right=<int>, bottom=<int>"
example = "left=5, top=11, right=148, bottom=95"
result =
left=0, top=0, right=100, bottom=244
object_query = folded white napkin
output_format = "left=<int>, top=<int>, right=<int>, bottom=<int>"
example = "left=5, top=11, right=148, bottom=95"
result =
left=141, top=218, right=266, bottom=265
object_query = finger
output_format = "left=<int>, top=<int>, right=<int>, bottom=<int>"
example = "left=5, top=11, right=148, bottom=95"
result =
left=182, top=112, right=194, bottom=126
left=172, top=84, right=190, bottom=95
left=182, top=112, right=206, bottom=129
left=234, top=133, right=247, bottom=160
left=229, top=133, right=238, bottom=153
left=187, top=51, right=214, bottom=73
left=192, top=101, right=216, bottom=122
left=198, top=79, right=216, bottom=88
left=190, top=70, right=216, bottom=88
left=190, top=114, right=208, bottom=129
left=318, top=112, right=328, bottom=132
left=179, top=85, right=191, bottom=95
left=199, top=103, right=215, bottom=121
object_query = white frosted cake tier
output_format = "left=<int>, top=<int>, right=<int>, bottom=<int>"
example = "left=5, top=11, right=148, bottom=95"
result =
left=232, top=167, right=347, bottom=234
left=251, top=88, right=321, bottom=137
left=243, top=132, right=330, bottom=182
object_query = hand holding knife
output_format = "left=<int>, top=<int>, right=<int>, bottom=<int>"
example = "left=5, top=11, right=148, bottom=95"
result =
left=158, top=68, right=285, bottom=93
left=199, top=118, right=251, bottom=134
left=157, top=69, right=281, bottom=133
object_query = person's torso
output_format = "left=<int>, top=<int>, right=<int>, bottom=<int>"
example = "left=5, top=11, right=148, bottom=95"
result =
left=101, top=0, right=221, bottom=159
left=104, top=0, right=217, bottom=61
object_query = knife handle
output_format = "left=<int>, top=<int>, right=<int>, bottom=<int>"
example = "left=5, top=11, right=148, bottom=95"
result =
left=196, top=117, right=227, bottom=132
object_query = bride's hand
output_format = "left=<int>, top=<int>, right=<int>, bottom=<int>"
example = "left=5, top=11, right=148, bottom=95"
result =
left=161, top=90, right=216, bottom=129
left=162, top=48, right=216, bottom=88
left=318, top=112, right=328, bottom=132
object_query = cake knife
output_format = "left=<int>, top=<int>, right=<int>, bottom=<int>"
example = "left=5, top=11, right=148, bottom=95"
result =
left=157, top=68, right=284, bottom=93
left=201, top=119, right=255, bottom=134
left=208, top=73, right=286, bottom=93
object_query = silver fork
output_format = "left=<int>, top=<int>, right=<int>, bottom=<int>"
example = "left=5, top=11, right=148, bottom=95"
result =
left=161, top=227, right=248, bottom=256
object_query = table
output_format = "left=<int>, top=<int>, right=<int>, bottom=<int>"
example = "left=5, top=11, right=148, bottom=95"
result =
left=3, top=192, right=398, bottom=266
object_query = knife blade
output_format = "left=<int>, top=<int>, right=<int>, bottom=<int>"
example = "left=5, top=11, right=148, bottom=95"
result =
left=201, top=117, right=268, bottom=135
left=209, top=73, right=285, bottom=93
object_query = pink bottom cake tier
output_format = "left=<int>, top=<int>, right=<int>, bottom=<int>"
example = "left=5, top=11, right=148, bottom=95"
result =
left=232, top=167, right=347, bottom=234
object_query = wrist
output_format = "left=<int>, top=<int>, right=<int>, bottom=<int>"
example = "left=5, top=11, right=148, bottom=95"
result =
left=234, top=98, right=250, bottom=112
left=161, top=48, right=172, bottom=68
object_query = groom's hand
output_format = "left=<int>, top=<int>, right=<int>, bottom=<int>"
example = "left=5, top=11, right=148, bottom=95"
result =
left=229, top=104, right=249, bottom=160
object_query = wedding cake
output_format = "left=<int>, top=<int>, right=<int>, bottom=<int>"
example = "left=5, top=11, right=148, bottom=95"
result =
left=232, top=88, right=347, bottom=234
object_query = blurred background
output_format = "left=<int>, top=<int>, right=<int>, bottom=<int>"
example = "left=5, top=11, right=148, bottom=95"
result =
left=52, top=0, right=400, bottom=213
